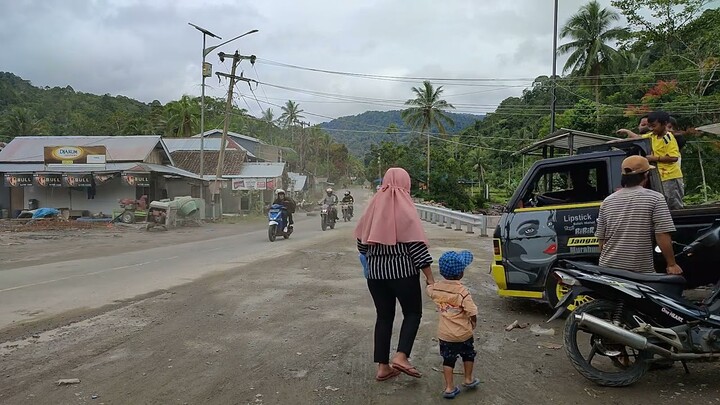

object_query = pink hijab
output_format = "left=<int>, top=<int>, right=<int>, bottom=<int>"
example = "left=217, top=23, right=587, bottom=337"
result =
left=354, top=168, right=428, bottom=245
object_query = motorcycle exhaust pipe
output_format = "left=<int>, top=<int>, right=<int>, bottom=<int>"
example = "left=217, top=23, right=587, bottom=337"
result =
left=577, top=314, right=720, bottom=361
left=576, top=313, right=651, bottom=350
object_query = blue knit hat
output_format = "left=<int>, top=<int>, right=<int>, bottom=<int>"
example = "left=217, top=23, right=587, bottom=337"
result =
left=439, top=250, right=474, bottom=279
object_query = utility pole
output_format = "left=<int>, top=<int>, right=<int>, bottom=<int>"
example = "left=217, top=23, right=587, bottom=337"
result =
left=213, top=50, right=257, bottom=218
left=426, top=129, right=431, bottom=192
left=550, top=0, right=559, bottom=133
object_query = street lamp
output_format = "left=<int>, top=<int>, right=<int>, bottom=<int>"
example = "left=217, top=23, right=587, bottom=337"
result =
left=188, top=23, right=258, bottom=202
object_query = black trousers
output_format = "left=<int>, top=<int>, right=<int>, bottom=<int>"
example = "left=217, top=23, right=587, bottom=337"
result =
left=367, top=274, right=423, bottom=364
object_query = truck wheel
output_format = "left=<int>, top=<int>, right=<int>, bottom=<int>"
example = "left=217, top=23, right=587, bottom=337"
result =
left=545, top=271, right=593, bottom=313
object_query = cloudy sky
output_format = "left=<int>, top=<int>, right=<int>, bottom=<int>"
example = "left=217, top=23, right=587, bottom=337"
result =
left=1, top=0, right=623, bottom=123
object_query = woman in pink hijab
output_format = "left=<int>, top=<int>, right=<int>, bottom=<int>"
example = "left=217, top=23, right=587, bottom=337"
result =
left=356, top=167, right=435, bottom=381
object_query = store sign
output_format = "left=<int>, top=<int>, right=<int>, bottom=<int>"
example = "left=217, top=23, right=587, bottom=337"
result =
left=4, top=174, right=33, bottom=187
left=63, top=173, right=93, bottom=187
left=231, top=178, right=270, bottom=191
left=44, top=146, right=107, bottom=165
left=122, top=172, right=151, bottom=187
left=34, top=173, right=63, bottom=187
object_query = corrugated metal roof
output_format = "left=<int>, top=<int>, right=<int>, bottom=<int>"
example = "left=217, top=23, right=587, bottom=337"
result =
left=225, top=162, right=286, bottom=178
left=193, top=130, right=266, bottom=145
left=288, top=172, right=307, bottom=191
left=164, top=138, right=256, bottom=158
left=0, top=162, right=203, bottom=180
left=0, top=136, right=165, bottom=163
left=697, top=123, right=720, bottom=135
left=514, top=129, right=617, bottom=156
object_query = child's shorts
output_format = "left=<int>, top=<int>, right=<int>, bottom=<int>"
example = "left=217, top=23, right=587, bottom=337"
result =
left=439, top=337, right=476, bottom=367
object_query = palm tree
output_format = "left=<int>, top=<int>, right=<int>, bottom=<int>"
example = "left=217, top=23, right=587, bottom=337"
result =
left=2, top=107, right=45, bottom=136
left=164, top=95, right=199, bottom=137
left=278, top=101, right=304, bottom=136
left=401, top=81, right=455, bottom=192
left=558, top=1, right=630, bottom=123
left=261, top=108, right=276, bottom=144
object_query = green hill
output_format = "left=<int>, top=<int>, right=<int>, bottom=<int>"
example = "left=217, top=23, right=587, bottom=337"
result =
left=319, top=110, right=484, bottom=156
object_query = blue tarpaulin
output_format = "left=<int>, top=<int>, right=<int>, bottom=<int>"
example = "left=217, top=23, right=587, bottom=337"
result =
left=32, top=208, right=60, bottom=219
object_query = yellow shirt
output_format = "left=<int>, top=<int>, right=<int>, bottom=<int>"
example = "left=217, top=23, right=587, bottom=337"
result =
left=643, top=132, right=682, bottom=181
left=427, top=280, right=478, bottom=342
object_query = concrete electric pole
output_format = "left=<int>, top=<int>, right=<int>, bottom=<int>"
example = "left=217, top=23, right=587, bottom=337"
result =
left=212, top=50, right=258, bottom=218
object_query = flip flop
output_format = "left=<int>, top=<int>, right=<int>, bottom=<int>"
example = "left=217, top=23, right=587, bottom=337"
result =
left=375, top=368, right=401, bottom=382
left=463, top=378, right=481, bottom=389
left=390, top=362, right=422, bottom=378
left=442, top=386, right=461, bottom=399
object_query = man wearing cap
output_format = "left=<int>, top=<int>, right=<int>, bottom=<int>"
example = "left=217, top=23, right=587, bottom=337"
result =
left=595, top=156, right=682, bottom=275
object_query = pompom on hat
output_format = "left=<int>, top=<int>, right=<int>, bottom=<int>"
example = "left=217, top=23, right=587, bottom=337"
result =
left=439, top=250, right=474, bottom=279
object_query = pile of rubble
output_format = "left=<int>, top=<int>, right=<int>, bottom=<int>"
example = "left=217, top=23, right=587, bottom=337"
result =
left=0, top=218, right=111, bottom=233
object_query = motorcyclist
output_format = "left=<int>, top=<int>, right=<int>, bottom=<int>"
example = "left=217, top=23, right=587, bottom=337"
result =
left=341, top=190, right=354, bottom=217
left=272, top=189, right=296, bottom=231
left=322, top=187, right=339, bottom=221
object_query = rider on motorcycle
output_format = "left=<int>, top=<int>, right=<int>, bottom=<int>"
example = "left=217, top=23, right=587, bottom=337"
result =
left=272, top=189, right=296, bottom=231
left=322, top=187, right=339, bottom=221
left=341, top=190, right=354, bottom=216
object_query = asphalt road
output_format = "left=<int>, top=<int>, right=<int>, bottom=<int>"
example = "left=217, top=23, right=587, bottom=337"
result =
left=0, top=208, right=346, bottom=331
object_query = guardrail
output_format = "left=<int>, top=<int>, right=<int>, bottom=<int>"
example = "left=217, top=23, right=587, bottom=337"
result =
left=415, top=203, right=488, bottom=237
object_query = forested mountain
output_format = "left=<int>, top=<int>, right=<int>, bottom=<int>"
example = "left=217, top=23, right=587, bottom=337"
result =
left=319, top=110, right=484, bottom=156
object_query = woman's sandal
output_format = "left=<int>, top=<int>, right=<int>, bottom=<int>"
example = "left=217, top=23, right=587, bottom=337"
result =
left=390, top=362, right=422, bottom=378
left=375, top=368, right=401, bottom=382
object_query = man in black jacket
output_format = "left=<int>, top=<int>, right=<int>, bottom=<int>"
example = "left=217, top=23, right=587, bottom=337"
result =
left=272, top=189, right=296, bottom=230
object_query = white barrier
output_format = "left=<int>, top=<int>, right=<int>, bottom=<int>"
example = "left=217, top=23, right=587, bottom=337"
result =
left=415, top=203, right=488, bottom=237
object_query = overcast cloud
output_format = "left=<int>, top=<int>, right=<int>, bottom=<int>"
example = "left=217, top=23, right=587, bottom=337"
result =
left=0, top=0, right=622, bottom=123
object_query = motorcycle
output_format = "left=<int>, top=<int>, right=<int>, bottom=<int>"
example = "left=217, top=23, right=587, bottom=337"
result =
left=549, top=220, right=720, bottom=387
left=341, top=203, right=353, bottom=222
left=320, top=203, right=336, bottom=231
left=267, top=204, right=293, bottom=242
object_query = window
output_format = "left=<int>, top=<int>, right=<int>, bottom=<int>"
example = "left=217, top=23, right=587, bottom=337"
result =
left=520, top=162, right=609, bottom=208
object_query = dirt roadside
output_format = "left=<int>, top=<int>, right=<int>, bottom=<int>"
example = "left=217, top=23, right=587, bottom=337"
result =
left=1, top=225, right=719, bottom=404
left=0, top=217, right=269, bottom=270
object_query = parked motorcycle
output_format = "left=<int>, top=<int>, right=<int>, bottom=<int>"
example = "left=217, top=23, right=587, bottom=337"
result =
left=267, top=204, right=293, bottom=242
left=549, top=221, right=720, bottom=387
left=320, top=203, right=336, bottom=231
left=341, top=203, right=353, bottom=222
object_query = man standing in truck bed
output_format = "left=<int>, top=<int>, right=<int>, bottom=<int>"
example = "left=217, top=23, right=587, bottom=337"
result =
left=645, top=111, right=684, bottom=210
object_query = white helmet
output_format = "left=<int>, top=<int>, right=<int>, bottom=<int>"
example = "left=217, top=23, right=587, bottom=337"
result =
left=326, top=187, right=333, bottom=193
left=276, top=189, right=285, bottom=195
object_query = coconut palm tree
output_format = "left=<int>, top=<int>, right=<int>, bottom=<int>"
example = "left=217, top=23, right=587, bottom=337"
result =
left=2, top=107, right=45, bottom=136
left=401, top=81, right=455, bottom=192
left=164, top=95, right=200, bottom=137
left=558, top=1, right=630, bottom=123
left=278, top=101, right=304, bottom=134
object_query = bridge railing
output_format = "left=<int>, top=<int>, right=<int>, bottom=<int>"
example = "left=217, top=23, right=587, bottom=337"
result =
left=414, top=203, right=488, bottom=237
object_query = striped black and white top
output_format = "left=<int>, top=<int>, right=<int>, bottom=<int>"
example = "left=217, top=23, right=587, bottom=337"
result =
left=357, top=239, right=433, bottom=280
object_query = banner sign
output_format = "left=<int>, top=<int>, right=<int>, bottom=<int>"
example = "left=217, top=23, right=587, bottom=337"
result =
left=44, top=146, right=107, bottom=165
left=34, top=173, right=63, bottom=187
left=231, top=177, right=273, bottom=191
left=93, top=173, right=115, bottom=185
left=4, top=173, right=33, bottom=187
left=63, top=173, right=93, bottom=188
left=122, top=172, right=151, bottom=187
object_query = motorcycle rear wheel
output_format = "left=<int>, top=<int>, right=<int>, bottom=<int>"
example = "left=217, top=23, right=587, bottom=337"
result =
left=268, top=225, right=277, bottom=242
left=564, top=299, right=651, bottom=387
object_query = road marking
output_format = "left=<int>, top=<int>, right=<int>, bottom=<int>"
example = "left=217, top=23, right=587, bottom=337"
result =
left=0, top=256, right=180, bottom=293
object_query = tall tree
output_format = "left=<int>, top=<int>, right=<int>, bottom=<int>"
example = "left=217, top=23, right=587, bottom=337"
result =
left=401, top=81, right=455, bottom=191
left=2, top=107, right=45, bottom=137
left=558, top=1, right=630, bottom=125
left=164, top=95, right=199, bottom=137
left=611, top=0, right=710, bottom=51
